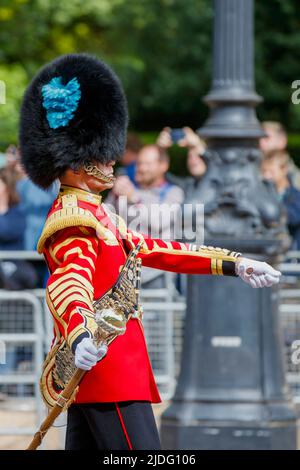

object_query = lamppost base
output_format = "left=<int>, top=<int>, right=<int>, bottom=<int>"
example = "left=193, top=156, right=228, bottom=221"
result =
left=159, top=272, right=297, bottom=450
left=160, top=401, right=297, bottom=450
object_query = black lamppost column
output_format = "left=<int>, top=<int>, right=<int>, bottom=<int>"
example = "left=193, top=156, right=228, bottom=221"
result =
left=160, top=0, right=297, bottom=450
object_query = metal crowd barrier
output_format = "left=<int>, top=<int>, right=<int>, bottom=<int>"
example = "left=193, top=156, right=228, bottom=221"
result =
left=0, top=252, right=47, bottom=443
left=0, top=290, right=44, bottom=437
left=140, top=273, right=186, bottom=399
left=278, top=252, right=300, bottom=404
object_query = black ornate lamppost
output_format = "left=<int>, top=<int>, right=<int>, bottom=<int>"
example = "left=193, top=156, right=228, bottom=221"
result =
left=160, top=0, right=297, bottom=450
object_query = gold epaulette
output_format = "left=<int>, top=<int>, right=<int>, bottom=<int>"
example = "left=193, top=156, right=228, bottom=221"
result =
left=37, top=194, right=118, bottom=253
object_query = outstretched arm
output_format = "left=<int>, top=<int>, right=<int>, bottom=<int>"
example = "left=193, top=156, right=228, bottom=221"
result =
left=126, top=231, right=281, bottom=287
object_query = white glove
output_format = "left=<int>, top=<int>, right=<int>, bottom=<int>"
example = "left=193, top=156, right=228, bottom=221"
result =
left=235, top=257, right=281, bottom=288
left=74, top=337, right=108, bottom=371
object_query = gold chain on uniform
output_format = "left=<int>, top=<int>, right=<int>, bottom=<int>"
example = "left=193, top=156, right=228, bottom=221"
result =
left=84, top=162, right=116, bottom=184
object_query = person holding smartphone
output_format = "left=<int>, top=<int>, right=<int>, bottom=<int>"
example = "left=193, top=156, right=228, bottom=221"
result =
left=157, top=126, right=207, bottom=192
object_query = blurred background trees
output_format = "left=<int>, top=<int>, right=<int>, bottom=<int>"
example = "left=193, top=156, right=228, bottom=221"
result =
left=0, top=0, right=299, bottom=161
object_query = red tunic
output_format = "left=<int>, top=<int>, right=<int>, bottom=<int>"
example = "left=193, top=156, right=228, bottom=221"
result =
left=38, top=184, right=240, bottom=404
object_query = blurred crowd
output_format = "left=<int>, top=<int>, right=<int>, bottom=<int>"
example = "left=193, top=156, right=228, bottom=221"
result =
left=108, top=122, right=300, bottom=254
left=0, top=146, right=58, bottom=289
left=0, top=121, right=299, bottom=291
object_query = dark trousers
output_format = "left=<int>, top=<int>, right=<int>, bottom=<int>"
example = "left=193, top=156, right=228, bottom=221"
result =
left=65, top=401, right=162, bottom=450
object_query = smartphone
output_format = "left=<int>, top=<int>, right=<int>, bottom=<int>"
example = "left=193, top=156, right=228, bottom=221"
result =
left=170, top=128, right=185, bottom=144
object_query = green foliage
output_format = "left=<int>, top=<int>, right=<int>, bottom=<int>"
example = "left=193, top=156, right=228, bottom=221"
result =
left=0, top=0, right=213, bottom=147
left=255, top=0, right=300, bottom=132
left=106, top=0, right=213, bottom=129
left=0, top=0, right=299, bottom=153
left=0, top=63, right=27, bottom=146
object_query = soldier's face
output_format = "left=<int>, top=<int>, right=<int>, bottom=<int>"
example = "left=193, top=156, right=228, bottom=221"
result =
left=60, top=160, right=116, bottom=194
left=84, top=160, right=116, bottom=192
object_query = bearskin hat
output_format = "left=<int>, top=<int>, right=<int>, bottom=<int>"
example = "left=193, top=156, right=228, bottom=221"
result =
left=19, top=53, right=128, bottom=189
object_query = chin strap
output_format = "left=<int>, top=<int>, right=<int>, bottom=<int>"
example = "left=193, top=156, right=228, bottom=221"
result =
left=84, top=163, right=116, bottom=184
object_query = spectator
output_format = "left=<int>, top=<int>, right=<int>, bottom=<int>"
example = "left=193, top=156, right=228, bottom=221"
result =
left=5, top=145, right=24, bottom=180
left=261, top=150, right=300, bottom=250
left=5, top=145, right=58, bottom=251
left=0, top=167, right=38, bottom=289
left=260, top=121, right=300, bottom=190
left=156, top=126, right=207, bottom=194
left=260, top=121, right=287, bottom=154
left=0, top=166, right=25, bottom=251
left=17, top=176, right=59, bottom=251
left=3, top=145, right=58, bottom=251
left=106, top=144, right=184, bottom=287
left=118, top=132, right=143, bottom=183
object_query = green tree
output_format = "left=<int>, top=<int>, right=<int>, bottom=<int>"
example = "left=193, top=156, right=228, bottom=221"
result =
left=0, top=0, right=299, bottom=150
left=255, top=0, right=300, bottom=132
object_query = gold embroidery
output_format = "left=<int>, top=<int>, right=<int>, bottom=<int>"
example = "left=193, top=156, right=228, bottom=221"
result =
left=59, top=185, right=102, bottom=206
left=56, top=293, right=93, bottom=316
left=76, top=307, right=99, bottom=333
left=62, top=247, right=95, bottom=270
left=37, top=206, right=100, bottom=253
left=48, top=272, right=94, bottom=294
left=49, top=279, right=93, bottom=300
left=217, top=259, right=223, bottom=275
left=67, top=308, right=98, bottom=349
left=96, top=223, right=119, bottom=246
left=140, top=243, right=239, bottom=263
left=61, top=193, right=78, bottom=208
left=79, top=227, right=92, bottom=236
left=67, top=326, right=89, bottom=347
left=179, top=242, right=188, bottom=251
left=165, top=241, right=173, bottom=250
left=152, top=240, right=161, bottom=250
left=54, top=263, right=93, bottom=281
left=51, top=286, right=93, bottom=308
left=52, top=236, right=97, bottom=259
left=211, top=258, right=218, bottom=275
left=46, top=289, right=67, bottom=334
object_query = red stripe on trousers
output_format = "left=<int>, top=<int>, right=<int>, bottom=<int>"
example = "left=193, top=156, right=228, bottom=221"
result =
left=115, top=403, right=133, bottom=450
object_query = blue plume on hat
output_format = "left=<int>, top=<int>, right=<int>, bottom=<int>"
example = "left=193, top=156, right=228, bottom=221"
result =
left=41, top=76, right=81, bottom=129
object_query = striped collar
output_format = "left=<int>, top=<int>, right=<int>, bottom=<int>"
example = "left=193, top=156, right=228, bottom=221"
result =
left=59, top=184, right=102, bottom=206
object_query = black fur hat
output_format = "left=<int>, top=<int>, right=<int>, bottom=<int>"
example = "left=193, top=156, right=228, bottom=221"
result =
left=19, top=53, right=128, bottom=189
